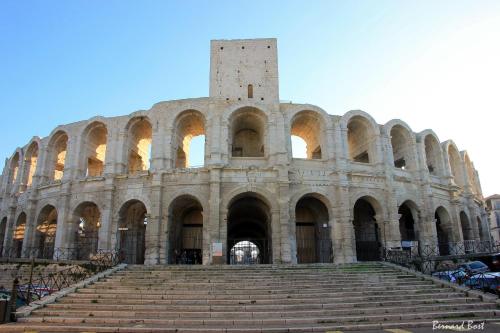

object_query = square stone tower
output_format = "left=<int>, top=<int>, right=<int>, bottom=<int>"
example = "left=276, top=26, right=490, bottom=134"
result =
left=209, top=38, right=279, bottom=103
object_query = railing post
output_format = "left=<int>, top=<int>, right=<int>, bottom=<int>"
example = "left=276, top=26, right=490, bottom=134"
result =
left=26, top=257, right=34, bottom=305
left=8, top=278, right=18, bottom=322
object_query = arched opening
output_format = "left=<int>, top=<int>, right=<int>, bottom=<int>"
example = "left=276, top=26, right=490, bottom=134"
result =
left=82, top=122, right=107, bottom=177
left=390, top=125, right=414, bottom=170
left=127, top=118, right=152, bottom=174
left=477, top=217, right=484, bottom=241
left=448, top=145, right=464, bottom=187
left=8, top=152, right=20, bottom=185
left=435, top=207, right=452, bottom=255
left=0, top=217, right=6, bottom=255
left=347, top=116, right=375, bottom=163
left=48, top=131, right=68, bottom=181
left=464, top=155, right=479, bottom=195
left=424, top=134, right=442, bottom=175
left=168, top=196, right=203, bottom=264
left=460, top=211, right=473, bottom=241
left=247, top=84, right=253, bottom=99
left=230, top=241, right=259, bottom=264
left=398, top=201, right=418, bottom=248
left=173, top=111, right=206, bottom=168
left=13, top=213, right=26, bottom=258
left=72, top=202, right=101, bottom=260
left=230, top=107, right=266, bottom=157
left=227, top=194, right=271, bottom=264
left=291, top=111, right=323, bottom=160
left=23, top=142, right=38, bottom=187
left=353, top=197, right=381, bottom=261
left=295, top=196, right=332, bottom=263
left=35, top=205, right=58, bottom=259
left=117, top=200, right=147, bottom=264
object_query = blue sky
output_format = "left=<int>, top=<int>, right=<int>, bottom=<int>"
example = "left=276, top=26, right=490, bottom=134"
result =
left=1, top=1, right=499, bottom=195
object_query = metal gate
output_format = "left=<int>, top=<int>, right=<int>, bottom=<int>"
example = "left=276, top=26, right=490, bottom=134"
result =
left=119, top=229, right=145, bottom=264
left=228, top=239, right=270, bottom=264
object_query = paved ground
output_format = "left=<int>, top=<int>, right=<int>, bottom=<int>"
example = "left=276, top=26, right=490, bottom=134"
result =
left=331, top=321, right=499, bottom=333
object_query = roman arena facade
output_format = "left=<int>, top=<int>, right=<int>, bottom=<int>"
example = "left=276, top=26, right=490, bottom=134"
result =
left=0, top=39, right=489, bottom=265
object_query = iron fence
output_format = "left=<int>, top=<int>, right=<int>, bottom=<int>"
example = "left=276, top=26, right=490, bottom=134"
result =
left=384, top=240, right=500, bottom=297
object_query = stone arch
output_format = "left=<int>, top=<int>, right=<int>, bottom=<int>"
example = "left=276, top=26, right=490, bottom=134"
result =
left=342, top=111, right=380, bottom=164
left=22, top=140, right=39, bottom=188
left=0, top=216, right=6, bottom=255
left=167, top=195, right=204, bottom=264
left=420, top=130, right=445, bottom=176
left=443, top=141, right=465, bottom=187
left=294, top=193, right=333, bottom=263
left=80, top=121, right=108, bottom=177
left=125, top=116, right=152, bottom=174
left=398, top=200, right=420, bottom=243
left=116, top=199, right=148, bottom=264
left=7, top=151, right=21, bottom=186
left=352, top=195, right=383, bottom=261
left=227, top=191, right=272, bottom=264
left=35, top=205, right=58, bottom=259
left=71, top=201, right=101, bottom=260
left=385, top=120, right=416, bottom=170
left=172, top=109, right=206, bottom=168
left=224, top=186, right=278, bottom=213
left=460, top=211, right=473, bottom=241
left=46, top=130, right=69, bottom=181
left=477, top=216, right=485, bottom=241
left=228, top=106, right=268, bottom=157
left=290, top=110, right=325, bottom=160
left=12, top=212, right=27, bottom=258
left=435, top=206, right=452, bottom=255
left=463, top=152, right=480, bottom=195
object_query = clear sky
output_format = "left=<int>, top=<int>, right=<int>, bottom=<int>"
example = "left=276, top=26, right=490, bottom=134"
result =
left=1, top=1, right=499, bottom=195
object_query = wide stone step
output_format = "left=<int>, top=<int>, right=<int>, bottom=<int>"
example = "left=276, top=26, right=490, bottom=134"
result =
left=17, top=309, right=500, bottom=327
left=58, top=291, right=469, bottom=305
left=87, top=281, right=435, bottom=293
left=3, top=318, right=500, bottom=333
left=32, top=301, right=495, bottom=319
left=98, top=277, right=429, bottom=287
left=46, top=296, right=482, bottom=312
left=76, top=284, right=453, bottom=297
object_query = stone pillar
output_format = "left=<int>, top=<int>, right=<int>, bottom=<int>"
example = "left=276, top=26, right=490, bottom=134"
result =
left=271, top=209, right=281, bottom=264
left=53, top=183, right=73, bottom=259
left=97, top=178, right=116, bottom=252
left=21, top=199, right=38, bottom=257
left=2, top=206, right=16, bottom=254
left=278, top=172, right=291, bottom=264
left=209, top=167, right=222, bottom=264
left=335, top=183, right=356, bottom=263
left=144, top=174, right=163, bottom=265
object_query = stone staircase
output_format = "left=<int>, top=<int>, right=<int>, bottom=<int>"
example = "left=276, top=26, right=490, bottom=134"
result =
left=1, top=262, right=499, bottom=332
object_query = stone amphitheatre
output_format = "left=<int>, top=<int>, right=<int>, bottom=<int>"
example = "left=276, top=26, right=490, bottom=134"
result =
left=0, top=38, right=497, bottom=332
left=0, top=38, right=489, bottom=266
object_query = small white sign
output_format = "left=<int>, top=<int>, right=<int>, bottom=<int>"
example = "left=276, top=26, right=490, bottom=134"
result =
left=212, top=242, right=223, bottom=257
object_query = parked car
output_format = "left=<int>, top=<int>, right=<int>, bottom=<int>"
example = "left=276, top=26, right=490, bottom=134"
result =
left=458, top=261, right=490, bottom=274
left=470, top=253, right=500, bottom=272
left=432, top=269, right=467, bottom=283
left=464, top=272, right=500, bottom=295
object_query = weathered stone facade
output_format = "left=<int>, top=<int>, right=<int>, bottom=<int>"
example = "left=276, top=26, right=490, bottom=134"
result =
left=0, top=38, right=489, bottom=265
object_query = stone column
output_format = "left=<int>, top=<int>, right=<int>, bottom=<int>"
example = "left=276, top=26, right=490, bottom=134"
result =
left=209, top=167, right=222, bottom=264
left=144, top=174, right=163, bottom=265
left=97, top=178, right=116, bottom=252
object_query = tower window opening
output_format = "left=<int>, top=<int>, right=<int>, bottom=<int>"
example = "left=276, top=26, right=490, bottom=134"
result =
left=248, top=84, right=253, bottom=99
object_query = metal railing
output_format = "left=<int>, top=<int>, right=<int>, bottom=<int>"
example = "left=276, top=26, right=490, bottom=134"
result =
left=1, top=245, right=108, bottom=262
left=384, top=240, right=500, bottom=296
left=10, top=250, right=120, bottom=308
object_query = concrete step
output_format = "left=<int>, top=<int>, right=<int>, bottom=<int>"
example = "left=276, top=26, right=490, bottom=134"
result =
left=57, top=291, right=471, bottom=305
left=16, top=309, right=500, bottom=327
left=31, top=302, right=496, bottom=319
left=49, top=295, right=480, bottom=310
left=2, top=318, right=500, bottom=333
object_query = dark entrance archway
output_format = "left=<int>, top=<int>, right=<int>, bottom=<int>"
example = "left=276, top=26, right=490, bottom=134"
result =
left=398, top=201, right=418, bottom=245
left=295, top=196, right=332, bottom=263
left=435, top=207, right=452, bottom=255
left=227, top=194, right=271, bottom=264
left=117, top=200, right=147, bottom=264
left=72, top=202, right=100, bottom=260
left=35, top=206, right=58, bottom=259
left=353, top=197, right=381, bottom=261
left=168, top=195, right=203, bottom=265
